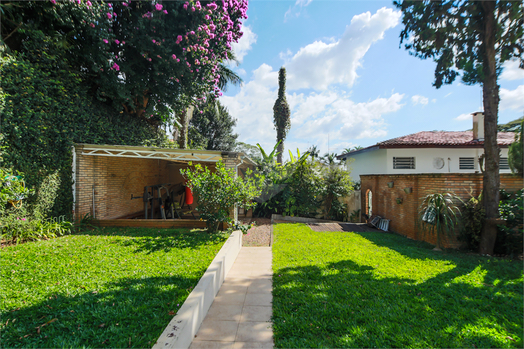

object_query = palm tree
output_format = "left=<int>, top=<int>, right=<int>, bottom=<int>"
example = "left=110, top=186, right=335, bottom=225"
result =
left=418, top=192, right=461, bottom=250
left=307, top=145, right=320, bottom=159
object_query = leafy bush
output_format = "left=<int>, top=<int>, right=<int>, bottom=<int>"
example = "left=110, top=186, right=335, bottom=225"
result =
left=321, top=165, right=353, bottom=220
left=418, top=192, right=461, bottom=250
left=181, top=161, right=261, bottom=233
left=459, top=189, right=523, bottom=256
left=1, top=169, right=72, bottom=243
left=459, top=195, right=485, bottom=251
left=496, top=189, right=523, bottom=256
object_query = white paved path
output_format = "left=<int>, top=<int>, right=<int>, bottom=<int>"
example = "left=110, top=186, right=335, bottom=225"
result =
left=189, top=247, right=273, bottom=349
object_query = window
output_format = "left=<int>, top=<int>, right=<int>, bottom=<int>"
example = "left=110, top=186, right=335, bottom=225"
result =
left=393, top=157, right=415, bottom=169
left=500, top=157, right=510, bottom=170
left=459, top=157, right=475, bottom=170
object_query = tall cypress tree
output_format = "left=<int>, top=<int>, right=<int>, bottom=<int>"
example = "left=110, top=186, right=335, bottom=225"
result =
left=273, top=67, right=291, bottom=164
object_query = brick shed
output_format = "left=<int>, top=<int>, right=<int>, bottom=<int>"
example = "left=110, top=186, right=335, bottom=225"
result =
left=361, top=173, right=523, bottom=248
left=73, top=144, right=255, bottom=225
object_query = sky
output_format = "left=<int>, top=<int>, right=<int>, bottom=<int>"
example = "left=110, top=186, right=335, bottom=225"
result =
left=220, top=0, right=524, bottom=159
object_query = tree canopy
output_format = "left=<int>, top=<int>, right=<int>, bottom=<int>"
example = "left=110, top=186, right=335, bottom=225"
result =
left=188, top=100, right=238, bottom=151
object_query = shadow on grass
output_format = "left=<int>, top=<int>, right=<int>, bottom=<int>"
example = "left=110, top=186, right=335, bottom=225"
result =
left=273, top=233, right=523, bottom=348
left=353, top=230, right=523, bottom=289
left=75, top=227, right=227, bottom=254
left=2, top=275, right=197, bottom=348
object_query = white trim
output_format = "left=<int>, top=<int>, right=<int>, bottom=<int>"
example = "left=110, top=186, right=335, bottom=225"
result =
left=71, top=146, right=76, bottom=212
left=80, top=147, right=222, bottom=163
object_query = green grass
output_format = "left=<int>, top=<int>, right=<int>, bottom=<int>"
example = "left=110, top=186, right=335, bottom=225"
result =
left=272, top=223, right=523, bottom=348
left=1, top=227, right=229, bottom=348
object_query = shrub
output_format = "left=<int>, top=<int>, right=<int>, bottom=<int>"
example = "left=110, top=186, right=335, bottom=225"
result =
left=321, top=165, right=353, bottom=221
left=181, top=161, right=261, bottom=233
left=0, top=169, right=72, bottom=243
left=496, top=189, right=523, bottom=256
left=418, top=192, right=461, bottom=250
left=459, top=195, right=485, bottom=251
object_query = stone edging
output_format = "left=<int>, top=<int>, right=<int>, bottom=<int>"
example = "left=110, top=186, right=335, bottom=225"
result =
left=152, top=230, right=242, bottom=349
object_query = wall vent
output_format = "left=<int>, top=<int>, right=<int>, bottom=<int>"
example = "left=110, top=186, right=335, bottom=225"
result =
left=500, top=157, right=510, bottom=170
left=459, top=157, right=475, bottom=170
left=393, top=157, right=415, bottom=169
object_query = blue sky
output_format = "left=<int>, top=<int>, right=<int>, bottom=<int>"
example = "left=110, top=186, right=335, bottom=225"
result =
left=220, top=0, right=524, bottom=158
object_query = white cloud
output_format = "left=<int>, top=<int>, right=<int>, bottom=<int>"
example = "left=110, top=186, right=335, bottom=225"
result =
left=455, top=113, right=472, bottom=121
left=284, top=8, right=401, bottom=90
left=500, top=60, right=524, bottom=81
left=231, top=26, right=257, bottom=63
left=284, top=0, right=313, bottom=22
left=293, top=92, right=405, bottom=141
left=220, top=65, right=278, bottom=149
left=500, top=85, right=524, bottom=111
left=411, top=95, right=429, bottom=106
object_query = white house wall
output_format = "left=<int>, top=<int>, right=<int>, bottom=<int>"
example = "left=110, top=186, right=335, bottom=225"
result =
left=346, top=149, right=387, bottom=182
left=346, top=147, right=510, bottom=181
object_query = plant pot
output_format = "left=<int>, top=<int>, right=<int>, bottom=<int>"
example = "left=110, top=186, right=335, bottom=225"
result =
left=387, top=182, right=394, bottom=188
left=396, top=197, right=403, bottom=204
left=404, top=187, right=412, bottom=194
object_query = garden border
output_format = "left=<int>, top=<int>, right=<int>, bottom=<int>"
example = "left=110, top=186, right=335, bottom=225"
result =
left=152, top=230, right=242, bottom=349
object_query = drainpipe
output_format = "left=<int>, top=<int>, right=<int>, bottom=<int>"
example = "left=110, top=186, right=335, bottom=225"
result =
left=92, top=185, right=96, bottom=219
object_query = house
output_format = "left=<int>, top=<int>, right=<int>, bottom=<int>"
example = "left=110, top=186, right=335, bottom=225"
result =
left=335, top=112, right=521, bottom=248
left=337, top=112, right=515, bottom=182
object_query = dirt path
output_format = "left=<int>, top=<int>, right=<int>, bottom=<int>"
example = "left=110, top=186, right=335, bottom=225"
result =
left=240, top=218, right=271, bottom=247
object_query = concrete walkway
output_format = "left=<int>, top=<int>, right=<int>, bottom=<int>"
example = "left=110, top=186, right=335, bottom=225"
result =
left=189, top=247, right=273, bottom=349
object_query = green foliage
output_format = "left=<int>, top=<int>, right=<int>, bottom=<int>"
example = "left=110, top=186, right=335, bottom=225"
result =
left=273, top=67, right=291, bottom=164
left=496, top=189, right=524, bottom=256
left=181, top=161, right=261, bottom=233
left=321, top=165, right=353, bottom=220
left=349, top=208, right=361, bottom=223
left=272, top=223, right=523, bottom=348
left=395, top=1, right=523, bottom=88
left=508, top=120, right=523, bottom=176
left=459, top=196, right=485, bottom=251
left=0, top=43, right=163, bottom=218
left=253, top=142, right=354, bottom=220
left=0, top=168, right=33, bottom=208
left=234, top=142, right=262, bottom=163
left=418, top=192, right=461, bottom=250
left=498, top=117, right=524, bottom=132
left=1, top=227, right=229, bottom=348
left=1, top=169, right=73, bottom=243
left=188, top=100, right=238, bottom=151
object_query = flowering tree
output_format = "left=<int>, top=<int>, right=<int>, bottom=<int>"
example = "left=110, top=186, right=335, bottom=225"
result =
left=99, top=0, right=248, bottom=123
left=2, top=0, right=248, bottom=124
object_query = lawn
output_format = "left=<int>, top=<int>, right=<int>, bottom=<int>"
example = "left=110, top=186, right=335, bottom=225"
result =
left=272, top=223, right=523, bottom=348
left=1, top=227, right=229, bottom=348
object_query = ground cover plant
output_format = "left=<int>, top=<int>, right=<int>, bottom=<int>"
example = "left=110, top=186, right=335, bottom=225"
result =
left=1, top=227, right=229, bottom=348
left=272, top=223, right=523, bottom=348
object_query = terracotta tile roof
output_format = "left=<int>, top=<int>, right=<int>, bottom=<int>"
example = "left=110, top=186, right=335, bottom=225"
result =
left=337, top=131, right=515, bottom=159
left=377, top=131, right=515, bottom=148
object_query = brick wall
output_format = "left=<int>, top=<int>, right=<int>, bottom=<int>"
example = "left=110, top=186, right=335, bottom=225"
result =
left=361, top=173, right=523, bottom=248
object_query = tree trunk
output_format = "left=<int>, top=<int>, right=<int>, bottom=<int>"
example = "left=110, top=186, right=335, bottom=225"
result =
left=276, top=139, right=284, bottom=165
left=178, top=105, right=194, bottom=149
left=479, top=2, right=500, bottom=255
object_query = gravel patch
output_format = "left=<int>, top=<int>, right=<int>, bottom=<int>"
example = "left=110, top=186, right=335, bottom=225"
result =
left=240, top=218, right=271, bottom=247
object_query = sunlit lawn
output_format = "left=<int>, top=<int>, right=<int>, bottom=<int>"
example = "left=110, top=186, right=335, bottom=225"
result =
left=272, top=223, right=523, bottom=348
left=1, top=227, right=229, bottom=348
